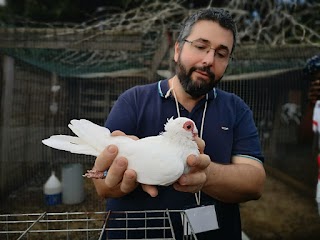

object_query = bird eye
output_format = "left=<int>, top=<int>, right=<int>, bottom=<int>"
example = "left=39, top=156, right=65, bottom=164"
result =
left=183, top=121, right=194, bottom=132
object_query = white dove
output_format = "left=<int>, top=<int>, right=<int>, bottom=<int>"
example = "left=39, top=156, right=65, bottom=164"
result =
left=42, top=117, right=200, bottom=186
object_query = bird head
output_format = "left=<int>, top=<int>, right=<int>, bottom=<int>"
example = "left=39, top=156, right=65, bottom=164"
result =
left=164, top=117, right=198, bottom=139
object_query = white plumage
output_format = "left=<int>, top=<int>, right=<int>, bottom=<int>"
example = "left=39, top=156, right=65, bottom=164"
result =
left=42, top=117, right=200, bottom=186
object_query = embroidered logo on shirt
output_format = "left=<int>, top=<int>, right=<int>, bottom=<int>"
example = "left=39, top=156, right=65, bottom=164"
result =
left=221, top=126, right=229, bottom=130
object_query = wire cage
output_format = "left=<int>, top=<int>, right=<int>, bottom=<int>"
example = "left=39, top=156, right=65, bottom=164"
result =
left=0, top=210, right=198, bottom=240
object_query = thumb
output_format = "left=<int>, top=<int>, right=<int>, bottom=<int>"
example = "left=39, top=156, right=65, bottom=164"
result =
left=195, top=136, right=205, bottom=153
left=94, top=145, right=118, bottom=171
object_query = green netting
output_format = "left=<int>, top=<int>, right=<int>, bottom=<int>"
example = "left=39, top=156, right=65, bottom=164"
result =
left=227, top=58, right=306, bottom=75
left=0, top=48, right=146, bottom=77
left=0, top=45, right=313, bottom=78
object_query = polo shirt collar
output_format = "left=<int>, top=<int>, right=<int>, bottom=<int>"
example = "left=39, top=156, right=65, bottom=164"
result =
left=157, top=79, right=217, bottom=100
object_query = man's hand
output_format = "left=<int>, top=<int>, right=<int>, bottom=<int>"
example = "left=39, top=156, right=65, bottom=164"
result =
left=173, top=136, right=211, bottom=193
left=91, top=144, right=138, bottom=198
left=92, top=131, right=159, bottom=198
left=173, top=154, right=211, bottom=193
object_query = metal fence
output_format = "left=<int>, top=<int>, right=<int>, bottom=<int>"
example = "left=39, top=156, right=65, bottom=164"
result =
left=0, top=210, right=197, bottom=240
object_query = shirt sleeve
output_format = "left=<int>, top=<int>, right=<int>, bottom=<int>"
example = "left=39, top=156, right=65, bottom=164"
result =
left=233, top=99, right=264, bottom=163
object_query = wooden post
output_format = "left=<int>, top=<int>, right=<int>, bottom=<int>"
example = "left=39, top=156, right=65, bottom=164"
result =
left=0, top=54, right=14, bottom=198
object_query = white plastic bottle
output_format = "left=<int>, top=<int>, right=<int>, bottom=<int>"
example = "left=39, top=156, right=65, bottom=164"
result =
left=43, top=171, right=62, bottom=206
left=62, top=163, right=84, bottom=204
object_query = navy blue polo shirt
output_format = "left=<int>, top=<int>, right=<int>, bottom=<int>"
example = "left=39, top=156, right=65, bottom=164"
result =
left=104, top=79, right=264, bottom=239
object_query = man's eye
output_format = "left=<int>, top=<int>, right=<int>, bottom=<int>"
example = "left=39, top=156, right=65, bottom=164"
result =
left=196, top=45, right=208, bottom=51
left=194, top=44, right=207, bottom=50
left=194, top=44, right=206, bottom=49
left=216, top=51, right=228, bottom=58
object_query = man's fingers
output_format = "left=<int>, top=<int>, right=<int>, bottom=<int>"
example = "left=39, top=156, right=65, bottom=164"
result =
left=174, top=154, right=211, bottom=192
left=94, top=145, right=118, bottom=171
left=111, top=130, right=139, bottom=140
left=104, top=157, right=128, bottom=188
left=94, top=133, right=138, bottom=173
left=120, top=169, right=138, bottom=193
left=194, top=136, right=205, bottom=153
left=187, top=154, right=210, bottom=171
left=141, top=184, right=158, bottom=197
left=111, top=130, right=126, bottom=136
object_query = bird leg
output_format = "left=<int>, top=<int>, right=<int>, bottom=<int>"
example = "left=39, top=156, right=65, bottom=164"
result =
left=82, top=169, right=107, bottom=179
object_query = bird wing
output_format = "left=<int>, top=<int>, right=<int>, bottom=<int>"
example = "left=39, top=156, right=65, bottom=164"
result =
left=123, top=136, right=186, bottom=186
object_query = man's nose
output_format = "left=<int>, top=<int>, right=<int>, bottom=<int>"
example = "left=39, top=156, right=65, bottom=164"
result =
left=202, top=49, right=215, bottom=66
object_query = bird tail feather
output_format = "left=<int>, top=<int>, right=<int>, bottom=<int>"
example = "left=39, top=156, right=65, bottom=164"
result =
left=42, top=119, right=111, bottom=156
left=42, top=135, right=100, bottom=156
left=68, top=119, right=111, bottom=152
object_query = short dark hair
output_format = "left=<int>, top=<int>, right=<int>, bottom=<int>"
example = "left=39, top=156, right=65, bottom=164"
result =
left=176, top=8, right=237, bottom=54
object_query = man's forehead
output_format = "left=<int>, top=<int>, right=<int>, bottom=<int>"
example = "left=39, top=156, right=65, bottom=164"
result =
left=189, top=20, right=234, bottom=50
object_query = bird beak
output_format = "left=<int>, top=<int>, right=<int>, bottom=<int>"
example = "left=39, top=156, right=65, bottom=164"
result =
left=193, top=128, right=199, bottom=138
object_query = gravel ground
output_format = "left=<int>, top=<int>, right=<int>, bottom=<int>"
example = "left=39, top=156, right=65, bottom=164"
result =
left=1, top=166, right=320, bottom=239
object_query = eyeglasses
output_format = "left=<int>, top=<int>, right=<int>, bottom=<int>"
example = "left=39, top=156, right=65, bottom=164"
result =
left=184, top=39, right=231, bottom=63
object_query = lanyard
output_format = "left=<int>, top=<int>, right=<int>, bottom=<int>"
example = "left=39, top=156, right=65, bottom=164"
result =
left=165, top=79, right=208, bottom=206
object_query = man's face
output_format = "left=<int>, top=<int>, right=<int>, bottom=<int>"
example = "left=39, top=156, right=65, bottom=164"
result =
left=176, top=56, right=217, bottom=98
left=174, top=20, right=234, bottom=98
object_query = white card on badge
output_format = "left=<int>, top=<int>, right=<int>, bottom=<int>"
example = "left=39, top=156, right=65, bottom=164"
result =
left=182, top=205, right=219, bottom=235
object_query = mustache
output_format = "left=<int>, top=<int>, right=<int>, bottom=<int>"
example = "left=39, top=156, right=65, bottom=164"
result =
left=189, top=66, right=215, bottom=79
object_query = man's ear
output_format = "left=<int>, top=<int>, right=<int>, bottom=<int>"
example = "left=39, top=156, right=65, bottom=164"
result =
left=173, top=42, right=180, bottom=63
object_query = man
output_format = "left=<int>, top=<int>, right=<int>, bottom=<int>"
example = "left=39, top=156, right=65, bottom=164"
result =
left=299, top=54, right=320, bottom=143
left=92, top=8, right=266, bottom=239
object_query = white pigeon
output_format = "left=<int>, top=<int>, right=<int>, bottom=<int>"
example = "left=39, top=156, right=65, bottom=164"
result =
left=42, top=117, right=200, bottom=186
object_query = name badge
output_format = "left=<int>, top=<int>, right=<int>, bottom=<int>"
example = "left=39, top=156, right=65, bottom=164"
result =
left=182, top=205, right=219, bottom=235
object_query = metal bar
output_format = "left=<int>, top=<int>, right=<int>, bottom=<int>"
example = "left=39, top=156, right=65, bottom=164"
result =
left=98, top=210, right=111, bottom=240
left=125, top=211, right=128, bottom=239
left=66, top=212, right=70, bottom=239
left=165, top=209, right=176, bottom=239
left=86, top=212, right=89, bottom=240
left=181, top=212, right=198, bottom=240
left=1, top=228, right=104, bottom=234
left=144, top=211, right=147, bottom=238
left=17, top=212, right=47, bottom=240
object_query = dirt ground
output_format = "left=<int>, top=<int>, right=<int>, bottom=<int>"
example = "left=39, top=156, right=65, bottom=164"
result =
left=1, top=166, right=320, bottom=240
left=241, top=166, right=320, bottom=240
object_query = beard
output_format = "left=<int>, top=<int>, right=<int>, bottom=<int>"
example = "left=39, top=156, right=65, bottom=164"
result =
left=176, top=58, right=221, bottom=98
